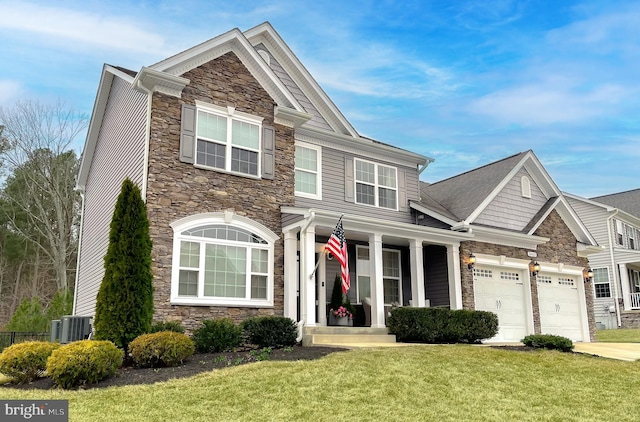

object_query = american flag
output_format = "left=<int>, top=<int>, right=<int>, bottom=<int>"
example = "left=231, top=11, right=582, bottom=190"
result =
left=326, top=216, right=350, bottom=294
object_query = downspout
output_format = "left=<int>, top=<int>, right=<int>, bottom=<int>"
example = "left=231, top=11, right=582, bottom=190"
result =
left=135, top=79, right=153, bottom=201
left=71, top=191, right=86, bottom=316
left=606, top=210, right=622, bottom=327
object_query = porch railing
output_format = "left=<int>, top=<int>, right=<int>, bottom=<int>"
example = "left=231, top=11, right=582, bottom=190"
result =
left=0, top=332, right=50, bottom=352
left=630, top=293, right=640, bottom=310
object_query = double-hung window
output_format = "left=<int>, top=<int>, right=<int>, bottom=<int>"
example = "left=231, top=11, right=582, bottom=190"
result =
left=355, top=159, right=397, bottom=210
left=628, top=226, right=637, bottom=250
left=592, top=268, right=611, bottom=298
left=171, top=213, right=278, bottom=307
left=295, top=142, right=321, bottom=199
left=355, top=246, right=402, bottom=305
left=195, top=103, right=262, bottom=177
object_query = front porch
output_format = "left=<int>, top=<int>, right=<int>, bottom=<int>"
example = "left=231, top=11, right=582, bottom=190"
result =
left=281, top=208, right=473, bottom=338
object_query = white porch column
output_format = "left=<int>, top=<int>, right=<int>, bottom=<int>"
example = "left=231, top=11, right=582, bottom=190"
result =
left=317, top=246, right=327, bottom=326
left=619, top=263, right=631, bottom=310
left=301, top=225, right=317, bottom=326
left=283, top=230, right=298, bottom=321
left=409, top=239, right=425, bottom=307
left=370, top=233, right=385, bottom=328
left=446, top=243, right=463, bottom=310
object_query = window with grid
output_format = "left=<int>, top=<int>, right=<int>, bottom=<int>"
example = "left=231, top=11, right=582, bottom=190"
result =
left=355, top=159, right=397, bottom=210
left=592, top=268, right=611, bottom=298
left=628, top=226, right=637, bottom=250
left=173, top=219, right=273, bottom=306
left=356, top=246, right=371, bottom=303
left=383, top=249, right=401, bottom=304
left=295, top=143, right=321, bottom=199
left=196, top=107, right=261, bottom=176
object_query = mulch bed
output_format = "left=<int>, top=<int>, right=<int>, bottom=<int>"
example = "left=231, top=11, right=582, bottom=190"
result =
left=1, top=345, right=347, bottom=390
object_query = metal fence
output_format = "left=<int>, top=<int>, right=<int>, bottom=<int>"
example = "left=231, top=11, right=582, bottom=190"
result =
left=0, top=332, right=50, bottom=352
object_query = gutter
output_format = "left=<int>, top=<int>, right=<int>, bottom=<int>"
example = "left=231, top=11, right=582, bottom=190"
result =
left=71, top=191, right=86, bottom=316
left=606, top=210, right=622, bottom=327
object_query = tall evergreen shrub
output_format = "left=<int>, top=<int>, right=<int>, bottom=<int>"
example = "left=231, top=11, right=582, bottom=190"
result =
left=93, top=178, right=153, bottom=352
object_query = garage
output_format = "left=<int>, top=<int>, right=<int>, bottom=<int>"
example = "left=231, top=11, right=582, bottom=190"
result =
left=537, top=272, right=585, bottom=342
left=473, top=266, right=530, bottom=342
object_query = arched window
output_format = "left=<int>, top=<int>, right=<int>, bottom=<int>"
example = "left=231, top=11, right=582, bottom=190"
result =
left=521, top=176, right=531, bottom=198
left=170, top=212, right=278, bottom=307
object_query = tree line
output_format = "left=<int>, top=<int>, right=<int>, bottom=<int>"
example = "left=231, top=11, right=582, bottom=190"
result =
left=0, top=100, right=85, bottom=331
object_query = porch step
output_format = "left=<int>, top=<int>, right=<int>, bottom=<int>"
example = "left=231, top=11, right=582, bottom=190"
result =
left=303, top=326, right=396, bottom=347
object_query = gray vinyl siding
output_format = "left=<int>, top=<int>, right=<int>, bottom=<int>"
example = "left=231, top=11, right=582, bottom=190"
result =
left=566, top=197, right=611, bottom=245
left=295, top=146, right=418, bottom=224
left=75, top=75, right=147, bottom=317
left=475, top=168, right=547, bottom=231
left=423, top=245, right=449, bottom=307
left=257, top=45, right=332, bottom=132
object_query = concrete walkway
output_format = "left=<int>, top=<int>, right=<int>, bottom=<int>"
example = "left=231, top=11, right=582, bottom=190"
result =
left=573, top=342, right=640, bottom=361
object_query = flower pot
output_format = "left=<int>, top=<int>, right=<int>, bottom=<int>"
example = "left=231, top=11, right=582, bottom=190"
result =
left=335, top=316, right=349, bottom=326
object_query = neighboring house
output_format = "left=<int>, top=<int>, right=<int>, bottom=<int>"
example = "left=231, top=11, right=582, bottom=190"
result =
left=73, top=22, right=598, bottom=344
left=565, top=189, right=640, bottom=329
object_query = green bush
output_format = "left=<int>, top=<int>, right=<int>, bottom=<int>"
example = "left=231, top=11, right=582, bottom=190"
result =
left=46, top=340, right=123, bottom=389
left=94, top=178, right=154, bottom=352
left=149, top=321, right=185, bottom=334
left=192, top=318, right=243, bottom=353
left=4, top=297, right=49, bottom=332
left=129, top=331, right=194, bottom=368
left=242, top=316, right=298, bottom=349
left=0, top=341, right=60, bottom=383
left=522, top=334, right=574, bottom=352
left=387, top=307, right=498, bottom=344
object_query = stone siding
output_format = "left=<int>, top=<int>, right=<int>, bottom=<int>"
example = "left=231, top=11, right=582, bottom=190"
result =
left=145, top=52, right=296, bottom=332
left=621, top=311, right=640, bottom=328
left=460, top=210, right=596, bottom=341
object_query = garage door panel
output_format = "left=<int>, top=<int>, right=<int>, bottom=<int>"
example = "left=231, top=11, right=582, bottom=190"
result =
left=537, top=273, right=583, bottom=342
left=474, top=266, right=527, bottom=343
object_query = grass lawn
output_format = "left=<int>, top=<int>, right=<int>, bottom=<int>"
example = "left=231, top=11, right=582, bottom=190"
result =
left=597, top=328, right=640, bottom=343
left=2, top=345, right=639, bottom=421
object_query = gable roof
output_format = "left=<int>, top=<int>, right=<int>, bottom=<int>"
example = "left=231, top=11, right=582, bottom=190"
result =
left=411, top=150, right=597, bottom=247
left=591, top=188, right=640, bottom=219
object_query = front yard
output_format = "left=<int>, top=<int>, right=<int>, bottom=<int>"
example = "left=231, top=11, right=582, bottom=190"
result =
left=2, top=345, right=639, bottom=421
left=597, top=328, right=640, bottom=343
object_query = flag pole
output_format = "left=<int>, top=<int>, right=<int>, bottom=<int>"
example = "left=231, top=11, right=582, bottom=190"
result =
left=309, top=249, right=327, bottom=280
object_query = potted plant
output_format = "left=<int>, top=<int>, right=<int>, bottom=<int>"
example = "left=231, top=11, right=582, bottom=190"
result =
left=331, top=305, right=352, bottom=326
left=328, top=274, right=355, bottom=326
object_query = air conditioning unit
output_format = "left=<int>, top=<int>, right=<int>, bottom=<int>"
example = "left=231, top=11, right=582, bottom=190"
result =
left=60, top=316, right=92, bottom=344
left=50, top=320, right=62, bottom=342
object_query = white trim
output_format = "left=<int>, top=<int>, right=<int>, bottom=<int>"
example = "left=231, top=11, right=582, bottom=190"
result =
left=294, top=141, right=322, bottom=200
left=72, top=192, right=86, bottom=315
left=169, top=213, right=278, bottom=308
left=382, top=248, right=403, bottom=305
left=354, top=158, right=398, bottom=211
left=592, top=267, right=612, bottom=299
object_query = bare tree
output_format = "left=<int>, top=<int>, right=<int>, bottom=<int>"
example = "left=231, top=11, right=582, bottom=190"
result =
left=0, top=100, right=87, bottom=293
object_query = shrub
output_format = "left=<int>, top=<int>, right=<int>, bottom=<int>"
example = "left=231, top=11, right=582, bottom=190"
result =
left=522, top=334, right=574, bottom=352
left=192, top=318, right=243, bottom=353
left=0, top=341, right=60, bottom=384
left=94, top=178, right=154, bottom=352
left=149, top=321, right=185, bottom=334
left=129, top=331, right=194, bottom=368
left=46, top=340, right=123, bottom=389
left=4, top=297, right=49, bottom=332
left=387, top=307, right=498, bottom=344
left=242, top=316, right=298, bottom=349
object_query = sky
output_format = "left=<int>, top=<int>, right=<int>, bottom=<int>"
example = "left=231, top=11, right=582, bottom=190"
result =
left=0, top=0, right=638, bottom=198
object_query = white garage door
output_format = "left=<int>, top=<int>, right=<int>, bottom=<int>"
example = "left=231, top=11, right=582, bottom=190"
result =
left=537, top=273, right=584, bottom=342
left=474, top=266, right=528, bottom=342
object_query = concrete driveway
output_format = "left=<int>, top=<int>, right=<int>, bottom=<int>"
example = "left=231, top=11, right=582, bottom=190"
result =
left=574, top=342, right=640, bottom=361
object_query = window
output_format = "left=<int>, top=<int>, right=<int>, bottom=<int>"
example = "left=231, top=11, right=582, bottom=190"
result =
left=195, top=103, right=262, bottom=177
left=355, top=247, right=402, bottom=305
left=294, top=142, right=321, bottom=199
left=616, top=220, right=624, bottom=245
left=628, top=226, right=637, bottom=250
left=593, top=268, right=611, bottom=298
left=355, top=159, right=397, bottom=210
left=170, top=213, right=278, bottom=307
left=383, top=250, right=401, bottom=305
left=521, top=176, right=531, bottom=198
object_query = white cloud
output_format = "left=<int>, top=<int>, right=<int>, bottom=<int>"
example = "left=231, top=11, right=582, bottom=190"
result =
left=0, top=80, right=22, bottom=106
left=0, top=2, right=168, bottom=56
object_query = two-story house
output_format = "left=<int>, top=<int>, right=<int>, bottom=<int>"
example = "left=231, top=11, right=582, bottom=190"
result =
left=73, top=22, right=598, bottom=344
left=566, top=189, right=640, bottom=329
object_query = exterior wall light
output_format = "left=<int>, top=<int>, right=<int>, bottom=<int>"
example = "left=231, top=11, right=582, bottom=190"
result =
left=467, top=253, right=476, bottom=271
left=530, top=260, right=541, bottom=277
left=584, top=268, right=594, bottom=283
